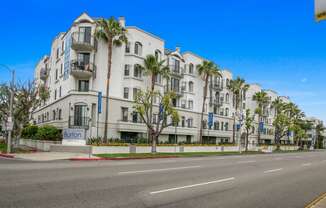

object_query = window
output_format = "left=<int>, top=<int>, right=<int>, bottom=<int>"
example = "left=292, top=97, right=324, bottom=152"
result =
left=214, top=121, right=220, bottom=130
left=54, top=89, right=57, bottom=100
left=121, top=107, right=128, bottom=121
left=134, top=42, right=142, bottom=56
left=132, top=111, right=138, bottom=123
left=60, top=64, right=63, bottom=75
left=188, top=100, right=193, bottom=110
left=52, top=110, right=56, bottom=120
left=134, top=65, right=142, bottom=78
left=77, top=53, right=90, bottom=68
left=189, top=63, right=194, bottom=74
left=78, top=27, right=92, bottom=43
left=153, top=114, right=158, bottom=124
left=61, top=41, right=64, bottom=52
left=59, top=86, right=62, bottom=97
left=189, top=81, right=194, bottom=92
left=171, top=78, right=180, bottom=92
left=155, top=74, right=161, bottom=84
left=187, top=118, right=193, bottom=128
left=78, top=80, right=89, bottom=92
left=170, top=58, right=180, bottom=73
left=56, top=48, right=59, bottom=59
left=181, top=100, right=186, bottom=109
left=220, top=108, right=224, bottom=116
left=155, top=49, right=162, bottom=61
left=181, top=116, right=185, bottom=127
left=226, top=79, right=229, bottom=87
left=221, top=122, right=224, bottom=131
left=124, top=65, right=130, bottom=76
left=58, top=109, right=62, bottom=120
left=123, top=87, right=129, bottom=99
left=225, top=122, right=229, bottom=131
left=133, top=88, right=140, bottom=100
left=225, top=108, right=229, bottom=117
left=125, top=42, right=131, bottom=53
left=55, top=69, right=58, bottom=80
left=181, top=81, right=186, bottom=91
left=226, top=93, right=229, bottom=103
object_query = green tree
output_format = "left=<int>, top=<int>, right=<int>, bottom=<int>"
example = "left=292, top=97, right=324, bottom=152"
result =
left=133, top=90, right=179, bottom=152
left=141, top=55, right=170, bottom=143
left=253, top=91, right=270, bottom=144
left=228, top=77, right=249, bottom=143
left=244, top=109, right=254, bottom=151
left=197, top=61, right=221, bottom=144
left=271, top=97, right=284, bottom=149
left=95, top=17, right=128, bottom=142
left=315, top=123, right=325, bottom=148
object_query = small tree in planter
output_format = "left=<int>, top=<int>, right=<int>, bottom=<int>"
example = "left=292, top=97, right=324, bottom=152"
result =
left=134, top=90, right=179, bottom=153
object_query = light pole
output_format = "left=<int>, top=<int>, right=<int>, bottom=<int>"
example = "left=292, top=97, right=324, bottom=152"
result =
left=0, top=64, right=15, bottom=154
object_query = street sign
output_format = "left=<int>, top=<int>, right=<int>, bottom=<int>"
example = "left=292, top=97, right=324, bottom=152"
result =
left=208, top=112, right=214, bottom=128
left=97, top=92, right=102, bottom=114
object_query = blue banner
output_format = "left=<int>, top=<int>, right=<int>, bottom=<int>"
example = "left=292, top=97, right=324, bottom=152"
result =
left=98, top=92, right=102, bottom=114
left=208, top=112, right=213, bottom=128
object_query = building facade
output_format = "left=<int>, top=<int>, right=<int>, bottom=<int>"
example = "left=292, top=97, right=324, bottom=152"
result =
left=31, top=13, right=305, bottom=145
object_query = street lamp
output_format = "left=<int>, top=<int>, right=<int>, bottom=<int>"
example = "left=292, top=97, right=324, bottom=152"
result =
left=0, top=64, right=15, bottom=154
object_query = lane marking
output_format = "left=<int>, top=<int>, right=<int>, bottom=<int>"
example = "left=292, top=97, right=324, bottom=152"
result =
left=236, top=160, right=256, bottom=164
left=263, top=168, right=283, bottom=173
left=301, top=163, right=311, bottom=167
left=118, top=165, right=201, bottom=175
left=150, top=177, right=235, bottom=195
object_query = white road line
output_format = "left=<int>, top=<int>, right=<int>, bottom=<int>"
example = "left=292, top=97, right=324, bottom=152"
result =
left=263, top=168, right=283, bottom=173
left=236, top=160, right=256, bottom=164
left=118, top=165, right=201, bottom=175
left=301, top=163, right=311, bottom=167
left=150, top=177, right=235, bottom=195
left=273, top=157, right=283, bottom=160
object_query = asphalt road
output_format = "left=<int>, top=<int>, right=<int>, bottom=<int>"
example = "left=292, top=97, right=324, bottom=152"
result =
left=1, top=151, right=326, bottom=208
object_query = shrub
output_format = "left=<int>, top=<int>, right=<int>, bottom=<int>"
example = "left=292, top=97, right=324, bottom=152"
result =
left=35, top=125, right=61, bottom=141
left=21, top=125, right=39, bottom=139
left=87, top=137, right=103, bottom=145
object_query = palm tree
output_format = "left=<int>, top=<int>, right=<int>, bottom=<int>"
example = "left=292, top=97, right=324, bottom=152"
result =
left=315, top=123, right=325, bottom=149
left=253, top=91, right=270, bottom=144
left=228, top=77, right=249, bottom=143
left=244, top=109, right=254, bottom=151
left=142, top=55, right=170, bottom=144
left=95, top=17, right=127, bottom=142
left=271, top=97, right=284, bottom=149
left=197, top=61, right=221, bottom=144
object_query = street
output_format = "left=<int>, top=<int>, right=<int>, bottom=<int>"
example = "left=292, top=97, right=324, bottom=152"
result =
left=0, top=151, right=326, bottom=208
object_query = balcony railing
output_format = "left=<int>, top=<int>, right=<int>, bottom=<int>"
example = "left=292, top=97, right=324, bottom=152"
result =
left=70, top=60, right=96, bottom=78
left=69, top=116, right=89, bottom=129
left=210, top=83, right=223, bottom=91
left=169, top=65, right=184, bottom=77
left=71, top=32, right=97, bottom=51
left=210, top=99, right=223, bottom=107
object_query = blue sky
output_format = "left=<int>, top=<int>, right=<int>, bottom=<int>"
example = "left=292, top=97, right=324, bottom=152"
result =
left=0, top=0, right=325, bottom=122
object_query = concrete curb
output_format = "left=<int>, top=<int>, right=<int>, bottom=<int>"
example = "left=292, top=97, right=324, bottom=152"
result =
left=69, top=156, right=178, bottom=161
left=305, top=193, right=326, bottom=208
left=0, top=153, right=15, bottom=158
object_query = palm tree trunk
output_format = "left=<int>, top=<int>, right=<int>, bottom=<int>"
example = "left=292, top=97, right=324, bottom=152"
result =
left=257, top=115, right=261, bottom=145
left=103, top=38, right=113, bottom=143
left=199, top=75, right=209, bottom=144
left=232, top=114, right=236, bottom=144
left=149, top=75, right=155, bottom=150
left=245, top=129, right=249, bottom=151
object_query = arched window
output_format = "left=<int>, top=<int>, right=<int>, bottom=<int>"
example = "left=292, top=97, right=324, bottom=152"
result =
left=155, top=49, right=162, bottom=61
left=226, top=93, right=229, bottom=103
left=225, top=122, right=229, bottom=131
left=134, top=42, right=142, bottom=56
left=188, top=81, right=194, bottom=92
left=188, top=63, right=194, bottom=74
left=133, top=64, right=142, bottom=78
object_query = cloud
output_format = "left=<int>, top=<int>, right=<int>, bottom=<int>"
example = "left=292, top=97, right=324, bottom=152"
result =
left=301, top=77, right=307, bottom=83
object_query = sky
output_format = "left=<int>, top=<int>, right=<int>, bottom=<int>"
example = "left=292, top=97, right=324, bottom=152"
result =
left=0, top=0, right=325, bottom=122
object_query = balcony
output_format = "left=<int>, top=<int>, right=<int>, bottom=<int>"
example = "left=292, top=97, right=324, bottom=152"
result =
left=70, top=60, right=96, bottom=79
left=69, top=116, right=89, bottom=129
left=169, top=65, right=184, bottom=78
left=164, top=85, right=183, bottom=97
left=71, top=32, right=97, bottom=51
left=40, top=68, right=48, bottom=81
left=210, top=83, right=223, bottom=91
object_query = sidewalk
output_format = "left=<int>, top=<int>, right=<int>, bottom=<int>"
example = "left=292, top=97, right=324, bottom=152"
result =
left=13, top=152, right=99, bottom=161
left=306, top=193, right=326, bottom=208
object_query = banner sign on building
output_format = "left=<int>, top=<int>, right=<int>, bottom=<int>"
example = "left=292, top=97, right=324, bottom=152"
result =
left=98, top=91, right=102, bottom=114
left=315, top=0, right=326, bottom=21
left=208, top=112, right=214, bottom=128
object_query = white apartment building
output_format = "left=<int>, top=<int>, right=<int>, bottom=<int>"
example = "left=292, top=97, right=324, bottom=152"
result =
left=31, top=12, right=301, bottom=145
